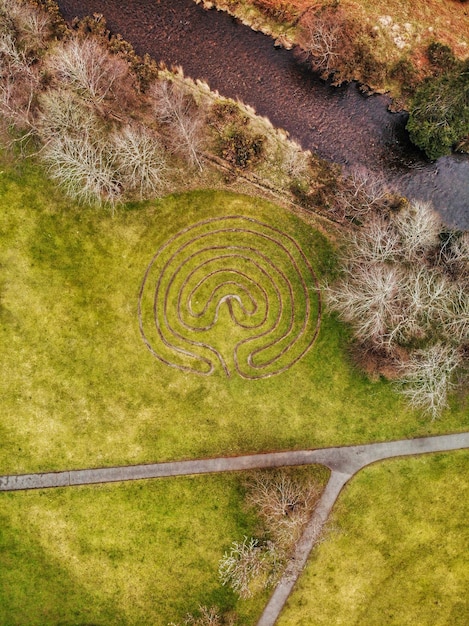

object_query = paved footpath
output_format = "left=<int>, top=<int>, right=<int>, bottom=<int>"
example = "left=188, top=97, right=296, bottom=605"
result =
left=1, top=431, right=469, bottom=625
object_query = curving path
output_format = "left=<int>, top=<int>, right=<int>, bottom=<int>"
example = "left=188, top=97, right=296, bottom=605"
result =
left=1, top=431, right=468, bottom=625
left=138, top=215, right=321, bottom=378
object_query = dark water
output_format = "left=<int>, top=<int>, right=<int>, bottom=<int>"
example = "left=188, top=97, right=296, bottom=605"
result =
left=57, top=0, right=469, bottom=228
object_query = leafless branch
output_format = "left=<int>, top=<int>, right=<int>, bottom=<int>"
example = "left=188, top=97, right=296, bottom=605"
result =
left=42, top=134, right=121, bottom=206
left=46, top=38, right=126, bottom=108
left=218, top=537, right=279, bottom=599
left=151, top=80, right=205, bottom=170
left=245, top=469, right=321, bottom=549
left=112, top=123, right=168, bottom=199
left=394, top=201, right=442, bottom=262
left=397, top=343, right=462, bottom=418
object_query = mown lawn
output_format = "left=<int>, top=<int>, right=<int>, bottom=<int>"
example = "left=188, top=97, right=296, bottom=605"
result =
left=0, top=465, right=330, bottom=625
left=1, top=157, right=468, bottom=475
left=0, top=474, right=262, bottom=625
left=278, top=450, right=469, bottom=626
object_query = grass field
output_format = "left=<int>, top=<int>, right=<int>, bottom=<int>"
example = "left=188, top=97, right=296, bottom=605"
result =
left=1, top=156, right=468, bottom=475
left=277, top=450, right=469, bottom=626
left=0, top=465, right=330, bottom=625
left=1, top=155, right=468, bottom=625
left=0, top=474, right=262, bottom=625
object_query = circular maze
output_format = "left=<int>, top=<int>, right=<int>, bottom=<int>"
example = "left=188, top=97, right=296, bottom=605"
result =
left=138, top=216, right=321, bottom=378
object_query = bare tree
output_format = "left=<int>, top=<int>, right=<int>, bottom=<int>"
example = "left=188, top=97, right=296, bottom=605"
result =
left=37, top=88, right=100, bottom=140
left=394, top=201, right=442, bottom=262
left=326, top=263, right=405, bottom=350
left=218, top=537, right=279, bottom=599
left=397, top=343, right=462, bottom=418
left=245, top=469, right=321, bottom=549
left=42, top=134, right=121, bottom=206
left=445, top=231, right=469, bottom=282
left=297, top=5, right=365, bottom=84
left=280, top=141, right=311, bottom=179
left=440, top=284, right=469, bottom=345
left=0, top=30, right=39, bottom=136
left=46, top=38, right=127, bottom=110
left=381, top=267, right=450, bottom=347
left=345, top=214, right=402, bottom=264
left=112, top=123, right=168, bottom=199
left=334, top=166, right=396, bottom=220
left=151, top=80, right=205, bottom=169
left=297, top=10, right=341, bottom=77
left=0, top=0, right=51, bottom=50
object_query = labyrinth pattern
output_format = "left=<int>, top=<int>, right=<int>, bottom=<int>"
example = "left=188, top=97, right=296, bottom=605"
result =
left=138, top=216, right=321, bottom=378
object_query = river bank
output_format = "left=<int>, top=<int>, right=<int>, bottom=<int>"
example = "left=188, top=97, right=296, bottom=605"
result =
left=56, top=0, right=469, bottom=228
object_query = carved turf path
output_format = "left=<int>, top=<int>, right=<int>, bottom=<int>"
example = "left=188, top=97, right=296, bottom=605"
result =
left=138, top=216, right=321, bottom=378
left=1, top=431, right=468, bottom=626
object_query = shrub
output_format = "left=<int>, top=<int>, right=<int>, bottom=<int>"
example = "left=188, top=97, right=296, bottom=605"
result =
left=406, top=60, right=469, bottom=159
left=170, top=605, right=236, bottom=626
left=389, top=58, right=418, bottom=95
left=218, top=537, right=279, bottom=599
left=251, top=0, right=298, bottom=23
left=217, top=126, right=264, bottom=168
left=209, top=100, right=264, bottom=169
left=426, top=42, right=457, bottom=74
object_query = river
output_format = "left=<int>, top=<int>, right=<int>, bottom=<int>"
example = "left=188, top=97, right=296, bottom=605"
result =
left=57, top=0, right=469, bottom=229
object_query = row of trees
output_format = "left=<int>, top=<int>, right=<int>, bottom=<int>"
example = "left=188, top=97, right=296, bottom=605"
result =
left=1, top=1, right=325, bottom=209
left=219, top=468, right=322, bottom=599
left=0, top=7, right=207, bottom=205
left=170, top=468, right=323, bottom=624
left=170, top=468, right=321, bottom=626
left=327, top=178, right=468, bottom=417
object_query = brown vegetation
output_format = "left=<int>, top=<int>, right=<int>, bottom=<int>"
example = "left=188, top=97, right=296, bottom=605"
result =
left=218, top=468, right=324, bottom=599
left=0, top=1, right=336, bottom=213
left=326, top=184, right=469, bottom=417
left=208, top=0, right=469, bottom=102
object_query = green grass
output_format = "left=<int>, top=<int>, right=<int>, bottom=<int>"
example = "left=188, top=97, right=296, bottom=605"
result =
left=0, top=474, right=259, bottom=625
left=278, top=450, right=469, bottom=626
left=0, top=466, right=329, bottom=625
left=1, top=157, right=468, bottom=475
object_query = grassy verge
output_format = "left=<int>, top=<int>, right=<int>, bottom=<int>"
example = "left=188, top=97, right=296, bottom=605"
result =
left=1, top=157, right=468, bottom=475
left=278, top=450, right=469, bottom=625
